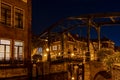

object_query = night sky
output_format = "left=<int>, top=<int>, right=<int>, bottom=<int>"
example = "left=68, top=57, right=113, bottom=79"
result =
left=32, top=0, right=120, bottom=46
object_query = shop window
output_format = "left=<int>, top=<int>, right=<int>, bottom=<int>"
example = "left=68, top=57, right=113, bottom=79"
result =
left=14, top=8, right=24, bottom=29
left=14, top=41, right=24, bottom=61
left=0, top=39, right=11, bottom=61
left=1, top=3, right=11, bottom=26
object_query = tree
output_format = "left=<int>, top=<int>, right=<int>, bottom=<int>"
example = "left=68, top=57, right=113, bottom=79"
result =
left=97, top=48, right=114, bottom=61
left=103, top=52, right=120, bottom=71
left=31, top=34, right=48, bottom=55
left=32, top=54, right=42, bottom=63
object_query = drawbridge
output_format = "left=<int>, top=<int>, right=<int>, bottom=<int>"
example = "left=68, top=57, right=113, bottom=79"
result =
left=39, top=12, right=120, bottom=57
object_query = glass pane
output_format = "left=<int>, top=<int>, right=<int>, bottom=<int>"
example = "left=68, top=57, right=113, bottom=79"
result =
left=1, top=3, right=11, bottom=26
left=6, top=46, right=10, bottom=52
left=14, top=46, right=17, bottom=59
left=22, top=0, right=27, bottom=3
left=38, top=47, right=42, bottom=52
left=0, top=45, right=4, bottom=52
left=6, top=52, right=10, bottom=60
left=0, top=40, right=10, bottom=44
left=53, top=45, right=57, bottom=50
left=19, top=54, right=23, bottom=60
left=14, top=41, right=24, bottom=60
left=19, top=47, right=23, bottom=60
left=0, top=52, right=4, bottom=60
left=19, top=47, right=23, bottom=54
left=15, top=41, right=23, bottom=46
left=15, top=8, right=23, bottom=29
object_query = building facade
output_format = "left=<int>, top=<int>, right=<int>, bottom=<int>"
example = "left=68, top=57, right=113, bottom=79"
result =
left=33, top=33, right=115, bottom=62
left=32, top=32, right=116, bottom=80
left=112, top=64, right=120, bottom=80
left=0, top=0, right=31, bottom=79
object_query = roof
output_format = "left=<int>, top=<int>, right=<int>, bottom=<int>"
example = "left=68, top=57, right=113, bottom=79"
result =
left=91, top=36, right=114, bottom=43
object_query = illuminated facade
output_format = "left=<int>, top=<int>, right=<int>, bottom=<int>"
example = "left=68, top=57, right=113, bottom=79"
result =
left=112, top=64, right=120, bottom=80
left=32, top=33, right=115, bottom=80
left=33, top=33, right=115, bottom=62
left=0, top=0, right=31, bottom=79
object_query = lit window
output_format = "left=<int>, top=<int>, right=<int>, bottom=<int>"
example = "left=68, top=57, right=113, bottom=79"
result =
left=1, top=3, right=11, bottom=26
left=37, top=47, right=42, bottom=55
left=69, top=44, right=73, bottom=50
left=22, top=0, right=27, bottom=3
left=14, top=41, right=24, bottom=60
left=14, top=8, right=24, bottom=29
left=38, top=47, right=42, bottom=53
left=0, top=39, right=11, bottom=61
left=58, top=45, right=61, bottom=50
left=53, top=45, right=57, bottom=50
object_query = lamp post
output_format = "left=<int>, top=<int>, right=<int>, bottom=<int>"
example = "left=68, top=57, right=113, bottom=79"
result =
left=46, top=48, right=50, bottom=61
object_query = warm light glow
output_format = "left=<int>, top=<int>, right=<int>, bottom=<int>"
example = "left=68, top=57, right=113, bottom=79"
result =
left=45, top=39, right=48, bottom=41
left=71, top=77, right=75, bottom=80
left=0, top=39, right=10, bottom=60
left=42, top=54, right=48, bottom=61
left=71, top=53, right=74, bottom=57
left=22, top=0, right=27, bottom=3
left=58, top=52, right=61, bottom=56
left=37, top=59, right=40, bottom=62
left=46, top=48, right=49, bottom=52
left=44, top=54, right=47, bottom=56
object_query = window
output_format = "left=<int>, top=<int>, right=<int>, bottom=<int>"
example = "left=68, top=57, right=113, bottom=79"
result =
left=14, top=41, right=24, bottom=60
left=22, top=0, right=27, bottom=3
left=38, top=47, right=42, bottom=53
left=53, top=45, right=57, bottom=50
left=58, top=45, right=61, bottom=50
left=102, top=43, right=108, bottom=48
left=1, top=3, right=11, bottom=26
left=68, top=44, right=73, bottom=50
left=14, top=8, right=24, bottom=29
left=0, top=39, right=11, bottom=61
left=37, top=47, right=42, bottom=55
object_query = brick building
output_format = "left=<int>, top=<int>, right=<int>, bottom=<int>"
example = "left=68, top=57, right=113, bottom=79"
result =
left=0, top=0, right=31, bottom=79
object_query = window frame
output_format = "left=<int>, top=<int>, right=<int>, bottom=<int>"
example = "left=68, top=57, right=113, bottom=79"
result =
left=0, top=2, right=12, bottom=27
left=14, top=6, right=25, bottom=29
left=0, top=0, right=1, bottom=21
left=53, top=45, right=57, bottom=51
left=0, top=39, right=11, bottom=61
left=14, top=40, right=24, bottom=61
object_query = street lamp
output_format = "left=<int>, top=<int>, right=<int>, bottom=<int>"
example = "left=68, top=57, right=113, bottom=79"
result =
left=71, top=53, right=75, bottom=57
left=71, top=76, right=75, bottom=80
left=46, top=48, right=49, bottom=52
left=46, top=48, right=50, bottom=61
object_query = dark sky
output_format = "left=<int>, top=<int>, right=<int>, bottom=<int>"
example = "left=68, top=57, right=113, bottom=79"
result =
left=32, top=0, right=120, bottom=46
